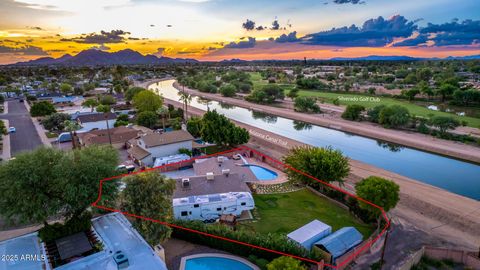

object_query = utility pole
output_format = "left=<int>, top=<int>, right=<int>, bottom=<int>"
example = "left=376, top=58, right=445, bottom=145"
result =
left=380, top=227, right=390, bottom=269
left=105, top=113, right=112, bottom=145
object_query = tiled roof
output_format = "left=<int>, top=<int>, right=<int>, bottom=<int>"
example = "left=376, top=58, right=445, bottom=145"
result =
left=77, top=112, right=116, bottom=123
left=128, top=145, right=151, bottom=160
left=141, top=130, right=194, bottom=148
left=78, top=126, right=140, bottom=146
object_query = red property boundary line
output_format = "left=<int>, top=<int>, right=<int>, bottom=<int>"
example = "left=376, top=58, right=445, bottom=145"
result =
left=91, top=145, right=390, bottom=268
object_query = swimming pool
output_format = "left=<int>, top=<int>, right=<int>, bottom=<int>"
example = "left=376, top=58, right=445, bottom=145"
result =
left=181, top=254, right=259, bottom=270
left=244, top=164, right=278, bottom=181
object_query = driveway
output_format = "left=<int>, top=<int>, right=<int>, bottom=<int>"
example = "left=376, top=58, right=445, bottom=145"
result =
left=0, top=100, right=43, bottom=156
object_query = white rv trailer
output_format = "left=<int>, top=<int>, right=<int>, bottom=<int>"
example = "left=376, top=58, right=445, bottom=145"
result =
left=173, top=192, right=254, bottom=222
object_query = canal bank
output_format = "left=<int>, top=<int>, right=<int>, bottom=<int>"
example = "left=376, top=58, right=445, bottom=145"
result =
left=160, top=95, right=480, bottom=251
left=171, top=82, right=480, bottom=164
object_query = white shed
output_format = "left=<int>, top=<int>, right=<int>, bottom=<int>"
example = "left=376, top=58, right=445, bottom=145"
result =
left=287, top=219, right=332, bottom=250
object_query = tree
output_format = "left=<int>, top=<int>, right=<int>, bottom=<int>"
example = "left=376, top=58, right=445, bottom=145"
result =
left=267, top=256, right=306, bottom=270
left=137, top=111, right=158, bottom=128
left=436, top=83, right=457, bottom=102
left=429, top=116, right=460, bottom=135
left=187, top=116, right=203, bottom=138
left=367, top=105, right=386, bottom=123
left=403, top=88, right=420, bottom=101
left=60, top=83, right=73, bottom=94
left=416, top=81, right=433, bottom=98
left=293, top=96, right=321, bottom=113
left=0, top=146, right=119, bottom=225
left=283, top=146, right=350, bottom=186
left=287, top=88, right=299, bottom=99
left=219, top=84, right=237, bottom=97
left=378, top=105, right=410, bottom=128
left=30, top=101, right=56, bottom=117
left=341, top=104, right=365, bottom=121
left=246, top=85, right=284, bottom=104
left=178, top=90, right=192, bottom=121
left=355, top=176, right=399, bottom=219
left=63, top=120, right=81, bottom=149
left=200, top=110, right=249, bottom=146
left=156, top=106, right=169, bottom=130
left=82, top=98, right=98, bottom=112
left=99, top=95, right=116, bottom=105
left=133, top=90, right=163, bottom=113
left=96, top=104, right=111, bottom=113
left=41, top=113, right=71, bottom=131
left=122, top=172, right=175, bottom=245
left=125, top=87, right=146, bottom=101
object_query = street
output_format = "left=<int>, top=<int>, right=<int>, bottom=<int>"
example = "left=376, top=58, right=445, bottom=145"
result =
left=0, top=100, right=43, bottom=156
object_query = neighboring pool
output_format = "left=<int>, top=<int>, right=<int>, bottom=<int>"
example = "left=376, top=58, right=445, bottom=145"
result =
left=244, top=164, right=278, bottom=181
left=181, top=254, right=259, bottom=270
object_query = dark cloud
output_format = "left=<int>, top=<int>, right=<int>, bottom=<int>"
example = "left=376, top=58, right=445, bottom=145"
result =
left=271, top=20, right=280, bottom=30
left=60, top=30, right=131, bottom=44
left=274, top=31, right=299, bottom=43
left=421, top=19, right=480, bottom=46
left=256, top=26, right=265, bottom=31
left=30, top=26, right=43, bottom=30
left=301, top=15, right=417, bottom=47
left=333, top=0, right=364, bottom=4
left=224, top=37, right=256, bottom=49
left=0, top=45, right=48, bottom=55
left=394, top=19, right=480, bottom=47
left=242, top=19, right=255, bottom=31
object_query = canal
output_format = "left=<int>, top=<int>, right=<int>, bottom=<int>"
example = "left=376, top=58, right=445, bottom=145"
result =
left=150, top=80, right=480, bottom=200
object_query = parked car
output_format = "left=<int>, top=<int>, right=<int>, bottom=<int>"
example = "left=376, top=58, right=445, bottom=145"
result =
left=18, top=99, right=24, bottom=103
left=57, top=132, right=72, bottom=142
left=8, top=127, right=16, bottom=133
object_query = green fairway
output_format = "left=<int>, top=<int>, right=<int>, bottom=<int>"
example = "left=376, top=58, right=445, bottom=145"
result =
left=249, top=189, right=373, bottom=238
left=296, top=90, right=480, bottom=128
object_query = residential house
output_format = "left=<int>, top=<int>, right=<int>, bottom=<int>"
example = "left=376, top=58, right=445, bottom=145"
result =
left=76, top=112, right=117, bottom=132
left=77, top=126, right=141, bottom=149
left=128, top=130, right=194, bottom=166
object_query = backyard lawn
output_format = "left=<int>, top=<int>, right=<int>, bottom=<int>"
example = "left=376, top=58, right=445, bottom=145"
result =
left=247, top=189, right=373, bottom=238
left=296, top=90, right=480, bottom=128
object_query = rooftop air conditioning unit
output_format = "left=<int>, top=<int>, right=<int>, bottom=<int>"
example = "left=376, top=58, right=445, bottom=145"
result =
left=222, top=169, right=230, bottom=177
left=206, top=172, right=214, bottom=180
left=114, top=250, right=129, bottom=269
left=217, top=156, right=224, bottom=163
left=182, top=178, right=190, bottom=188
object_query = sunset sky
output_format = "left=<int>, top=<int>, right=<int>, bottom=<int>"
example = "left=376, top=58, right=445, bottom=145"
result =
left=0, top=0, right=479, bottom=64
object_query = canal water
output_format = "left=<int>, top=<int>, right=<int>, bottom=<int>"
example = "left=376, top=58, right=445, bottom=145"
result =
left=150, top=80, right=480, bottom=200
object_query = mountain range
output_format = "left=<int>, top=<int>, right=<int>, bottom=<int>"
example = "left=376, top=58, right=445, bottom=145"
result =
left=12, top=49, right=198, bottom=66
left=9, top=49, right=480, bottom=66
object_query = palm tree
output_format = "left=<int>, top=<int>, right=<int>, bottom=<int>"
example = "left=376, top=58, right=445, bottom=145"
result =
left=81, top=99, right=98, bottom=112
left=63, top=120, right=81, bottom=149
left=178, top=87, right=192, bottom=123
left=156, top=106, right=168, bottom=130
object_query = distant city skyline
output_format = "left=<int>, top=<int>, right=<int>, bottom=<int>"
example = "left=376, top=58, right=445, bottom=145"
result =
left=0, top=0, right=479, bottom=64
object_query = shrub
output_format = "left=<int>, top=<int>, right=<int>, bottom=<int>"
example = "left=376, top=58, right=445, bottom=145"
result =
left=219, top=84, right=237, bottom=97
left=367, top=105, right=386, bottom=123
left=178, top=148, right=192, bottom=156
left=294, top=96, right=321, bottom=113
left=341, top=104, right=365, bottom=121
left=137, top=111, right=157, bottom=128
left=171, top=219, right=324, bottom=262
left=378, top=105, right=410, bottom=128
left=30, top=101, right=56, bottom=117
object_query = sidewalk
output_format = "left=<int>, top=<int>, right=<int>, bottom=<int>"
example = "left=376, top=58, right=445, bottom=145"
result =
left=23, top=101, right=51, bottom=146
left=1, top=119, right=11, bottom=160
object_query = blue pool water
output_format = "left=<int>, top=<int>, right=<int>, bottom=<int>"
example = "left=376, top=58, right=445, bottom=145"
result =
left=245, top=164, right=278, bottom=181
left=185, top=257, right=254, bottom=270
